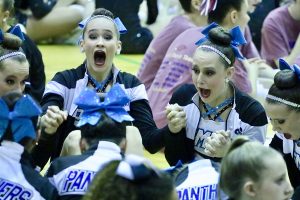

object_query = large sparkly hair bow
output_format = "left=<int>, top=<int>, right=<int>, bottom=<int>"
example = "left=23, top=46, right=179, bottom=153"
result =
left=279, top=58, right=300, bottom=79
left=195, top=22, right=247, bottom=60
left=116, top=154, right=160, bottom=182
left=200, top=0, right=218, bottom=16
left=78, top=16, right=127, bottom=34
left=75, top=83, right=134, bottom=127
left=0, top=25, right=25, bottom=43
left=0, top=95, right=42, bottom=142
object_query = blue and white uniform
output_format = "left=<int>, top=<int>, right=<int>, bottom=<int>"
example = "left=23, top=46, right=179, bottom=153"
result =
left=0, top=141, right=58, bottom=200
left=175, top=159, right=221, bottom=200
left=164, top=84, right=268, bottom=165
left=270, top=133, right=300, bottom=189
left=32, top=63, right=168, bottom=168
left=47, top=141, right=123, bottom=200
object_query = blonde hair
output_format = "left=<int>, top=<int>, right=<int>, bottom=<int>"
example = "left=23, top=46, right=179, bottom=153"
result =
left=219, top=137, right=280, bottom=199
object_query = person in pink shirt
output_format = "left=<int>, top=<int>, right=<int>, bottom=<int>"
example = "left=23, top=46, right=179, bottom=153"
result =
left=137, top=0, right=207, bottom=90
left=261, top=0, right=300, bottom=68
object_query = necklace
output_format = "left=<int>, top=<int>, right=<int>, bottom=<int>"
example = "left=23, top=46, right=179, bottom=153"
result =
left=87, top=70, right=113, bottom=93
left=202, top=97, right=233, bottom=121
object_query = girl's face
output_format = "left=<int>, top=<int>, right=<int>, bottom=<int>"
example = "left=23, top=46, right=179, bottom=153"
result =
left=81, top=17, right=121, bottom=77
left=0, top=59, right=29, bottom=96
left=264, top=102, right=300, bottom=140
left=192, top=49, right=233, bottom=106
left=252, top=154, right=293, bottom=200
left=247, top=0, right=262, bottom=13
left=235, top=0, right=251, bottom=32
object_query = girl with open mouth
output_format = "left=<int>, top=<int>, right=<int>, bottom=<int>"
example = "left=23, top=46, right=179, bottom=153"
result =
left=35, top=8, right=170, bottom=171
left=265, top=59, right=300, bottom=199
left=164, top=23, right=268, bottom=167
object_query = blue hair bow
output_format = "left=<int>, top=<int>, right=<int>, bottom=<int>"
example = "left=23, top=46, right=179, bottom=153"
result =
left=116, top=154, right=160, bottom=182
left=0, top=25, right=25, bottom=43
left=75, top=83, right=134, bottom=127
left=78, top=16, right=127, bottom=34
left=0, top=95, right=42, bottom=142
left=279, top=58, right=300, bottom=79
left=195, top=22, right=247, bottom=60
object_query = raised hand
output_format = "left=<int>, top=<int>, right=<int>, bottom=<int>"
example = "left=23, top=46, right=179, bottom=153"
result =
left=204, top=130, right=231, bottom=158
left=166, top=103, right=186, bottom=134
left=40, top=106, right=68, bottom=134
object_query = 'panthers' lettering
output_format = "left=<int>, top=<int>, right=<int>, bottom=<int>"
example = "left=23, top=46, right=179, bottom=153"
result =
left=0, top=178, right=33, bottom=200
left=177, top=184, right=218, bottom=200
left=62, top=170, right=96, bottom=195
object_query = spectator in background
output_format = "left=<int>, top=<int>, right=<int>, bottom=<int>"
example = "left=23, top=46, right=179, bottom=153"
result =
left=95, top=0, right=157, bottom=54
left=261, top=0, right=300, bottom=68
left=137, top=0, right=207, bottom=90
left=248, top=0, right=279, bottom=51
left=14, top=0, right=94, bottom=44
left=1, top=0, right=45, bottom=102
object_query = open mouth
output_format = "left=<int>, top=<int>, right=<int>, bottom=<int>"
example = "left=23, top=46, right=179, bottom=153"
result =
left=199, top=88, right=211, bottom=99
left=283, top=133, right=292, bottom=139
left=94, top=50, right=106, bottom=66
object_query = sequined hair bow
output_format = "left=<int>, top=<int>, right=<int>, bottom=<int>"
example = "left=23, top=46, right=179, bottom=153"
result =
left=0, top=95, right=42, bottom=142
left=75, top=83, right=134, bottom=127
left=195, top=22, right=247, bottom=64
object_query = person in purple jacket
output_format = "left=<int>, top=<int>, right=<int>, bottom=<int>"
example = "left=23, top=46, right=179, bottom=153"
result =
left=137, top=0, right=207, bottom=90
left=261, top=0, right=300, bottom=68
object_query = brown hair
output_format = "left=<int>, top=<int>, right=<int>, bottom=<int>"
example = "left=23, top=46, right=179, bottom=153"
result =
left=82, top=8, right=120, bottom=39
left=0, top=32, right=26, bottom=69
left=266, top=70, right=300, bottom=112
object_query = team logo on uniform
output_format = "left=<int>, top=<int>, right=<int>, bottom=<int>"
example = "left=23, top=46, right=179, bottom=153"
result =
left=177, top=184, right=218, bottom=200
left=61, top=169, right=96, bottom=195
left=194, top=128, right=213, bottom=155
left=0, top=178, right=33, bottom=200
